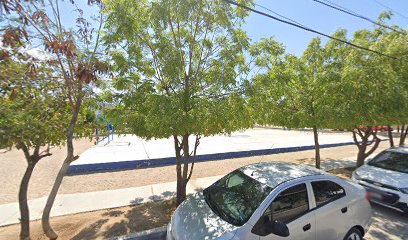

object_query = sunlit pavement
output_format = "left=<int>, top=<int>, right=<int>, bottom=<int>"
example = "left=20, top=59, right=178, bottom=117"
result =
left=70, top=128, right=357, bottom=173
left=366, top=203, right=408, bottom=240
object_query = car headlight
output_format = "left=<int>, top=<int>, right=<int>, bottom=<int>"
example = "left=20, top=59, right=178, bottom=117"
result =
left=353, top=171, right=362, bottom=180
left=400, top=188, right=408, bottom=194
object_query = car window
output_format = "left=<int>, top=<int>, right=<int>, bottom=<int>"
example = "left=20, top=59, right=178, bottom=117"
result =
left=368, top=151, right=408, bottom=173
left=263, top=183, right=309, bottom=223
left=226, top=173, right=245, bottom=188
left=311, top=181, right=345, bottom=207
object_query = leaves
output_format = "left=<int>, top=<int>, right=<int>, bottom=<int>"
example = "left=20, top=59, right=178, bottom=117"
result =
left=44, top=36, right=77, bottom=58
left=2, top=27, right=28, bottom=47
left=249, top=18, right=408, bottom=131
left=0, top=51, right=69, bottom=149
left=103, top=0, right=254, bottom=138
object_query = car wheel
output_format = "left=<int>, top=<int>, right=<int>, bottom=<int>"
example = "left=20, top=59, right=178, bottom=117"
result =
left=344, top=227, right=363, bottom=240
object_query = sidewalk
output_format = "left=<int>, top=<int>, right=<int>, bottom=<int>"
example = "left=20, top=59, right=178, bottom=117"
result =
left=0, top=176, right=222, bottom=227
left=0, top=158, right=356, bottom=227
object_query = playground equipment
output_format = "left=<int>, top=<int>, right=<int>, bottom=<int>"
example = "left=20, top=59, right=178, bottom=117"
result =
left=95, top=111, right=115, bottom=145
left=96, top=121, right=114, bottom=144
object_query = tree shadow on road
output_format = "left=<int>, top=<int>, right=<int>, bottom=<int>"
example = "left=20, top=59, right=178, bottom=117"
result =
left=365, top=203, right=408, bottom=240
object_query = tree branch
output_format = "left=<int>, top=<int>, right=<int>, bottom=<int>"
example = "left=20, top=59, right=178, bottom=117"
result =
left=187, top=135, right=201, bottom=182
left=18, top=142, right=31, bottom=163
left=366, top=137, right=381, bottom=156
left=352, top=128, right=361, bottom=147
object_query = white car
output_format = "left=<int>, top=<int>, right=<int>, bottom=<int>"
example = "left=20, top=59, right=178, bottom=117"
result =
left=167, top=162, right=372, bottom=240
left=352, top=147, right=408, bottom=213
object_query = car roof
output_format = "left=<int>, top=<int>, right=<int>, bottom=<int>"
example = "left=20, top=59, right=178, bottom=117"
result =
left=386, top=147, right=408, bottom=154
left=239, top=162, right=325, bottom=188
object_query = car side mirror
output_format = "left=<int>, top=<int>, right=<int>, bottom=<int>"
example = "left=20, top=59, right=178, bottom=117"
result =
left=251, top=215, right=290, bottom=237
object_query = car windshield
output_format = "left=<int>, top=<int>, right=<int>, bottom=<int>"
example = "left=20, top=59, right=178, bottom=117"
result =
left=203, top=169, right=272, bottom=226
left=368, top=151, right=408, bottom=173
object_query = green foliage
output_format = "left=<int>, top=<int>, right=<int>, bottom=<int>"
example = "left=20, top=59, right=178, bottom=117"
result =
left=249, top=37, right=335, bottom=129
left=249, top=23, right=408, bottom=131
left=0, top=52, right=69, bottom=150
left=102, top=0, right=254, bottom=139
left=329, top=27, right=408, bottom=128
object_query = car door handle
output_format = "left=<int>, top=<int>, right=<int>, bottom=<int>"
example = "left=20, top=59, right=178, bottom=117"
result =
left=303, top=223, right=311, bottom=232
left=341, top=207, right=348, bottom=213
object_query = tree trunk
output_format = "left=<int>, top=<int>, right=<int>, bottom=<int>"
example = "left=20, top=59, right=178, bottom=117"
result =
left=356, top=146, right=366, bottom=167
left=353, top=127, right=381, bottom=167
left=41, top=153, right=72, bottom=239
left=19, top=162, right=36, bottom=240
left=312, top=126, right=320, bottom=169
left=177, top=134, right=190, bottom=206
left=399, top=125, right=408, bottom=146
left=42, top=97, right=82, bottom=240
left=173, top=134, right=198, bottom=206
left=387, top=125, right=394, bottom=148
left=181, top=134, right=189, bottom=183
left=174, top=135, right=185, bottom=206
left=176, top=177, right=186, bottom=206
left=355, top=134, right=368, bottom=168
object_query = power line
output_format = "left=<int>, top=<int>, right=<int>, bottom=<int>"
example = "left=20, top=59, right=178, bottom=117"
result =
left=313, top=0, right=405, bottom=35
left=372, top=0, right=408, bottom=22
left=254, top=3, right=307, bottom=29
left=224, top=0, right=397, bottom=60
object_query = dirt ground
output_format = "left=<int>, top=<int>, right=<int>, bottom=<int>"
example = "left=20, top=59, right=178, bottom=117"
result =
left=0, top=138, right=95, bottom=204
left=0, top=199, right=177, bottom=240
left=0, top=137, right=394, bottom=204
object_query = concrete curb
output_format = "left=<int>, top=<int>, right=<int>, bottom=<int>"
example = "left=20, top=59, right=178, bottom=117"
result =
left=68, top=141, right=357, bottom=175
left=109, top=226, right=166, bottom=240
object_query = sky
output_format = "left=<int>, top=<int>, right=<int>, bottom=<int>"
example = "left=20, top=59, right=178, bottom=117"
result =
left=243, top=0, right=408, bottom=56
left=32, top=0, right=408, bottom=57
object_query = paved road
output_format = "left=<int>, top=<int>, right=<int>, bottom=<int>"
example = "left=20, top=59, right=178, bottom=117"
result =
left=366, top=203, right=408, bottom=240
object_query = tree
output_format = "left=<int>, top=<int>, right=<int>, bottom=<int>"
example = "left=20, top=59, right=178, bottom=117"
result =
left=103, top=0, right=254, bottom=205
left=249, top=37, right=333, bottom=169
left=323, top=20, right=408, bottom=166
left=325, top=29, right=386, bottom=167
left=376, top=26, right=408, bottom=147
left=1, top=0, right=107, bottom=239
left=0, top=39, right=68, bottom=240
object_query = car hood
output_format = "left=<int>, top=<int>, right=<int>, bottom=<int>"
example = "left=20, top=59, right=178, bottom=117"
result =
left=356, top=164, right=408, bottom=188
left=171, top=192, right=238, bottom=240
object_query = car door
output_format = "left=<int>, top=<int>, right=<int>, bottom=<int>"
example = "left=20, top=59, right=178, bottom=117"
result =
left=311, top=180, right=349, bottom=240
left=258, top=183, right=316, bottom=240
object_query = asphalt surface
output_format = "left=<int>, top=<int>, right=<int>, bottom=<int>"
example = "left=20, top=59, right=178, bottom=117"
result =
left=366, top=203, right=408, bottom=240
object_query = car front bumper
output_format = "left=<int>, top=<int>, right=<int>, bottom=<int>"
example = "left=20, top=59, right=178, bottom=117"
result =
left=352, top=176, right=408, bottom=213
